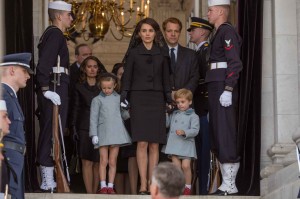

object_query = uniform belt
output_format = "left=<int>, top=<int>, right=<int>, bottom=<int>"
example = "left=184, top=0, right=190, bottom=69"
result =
left=210, top=62, right=227, bottom=70
left=52, top=67, right=69, bottom=75
left=3, top=141, right=26, bottom=155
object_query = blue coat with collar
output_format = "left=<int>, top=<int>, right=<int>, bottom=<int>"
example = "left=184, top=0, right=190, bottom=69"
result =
left=2, top=83, right=25, bottom=145
left=162, top=108, right=200, bottom=159
left=2, top=83, right=25, bottom=199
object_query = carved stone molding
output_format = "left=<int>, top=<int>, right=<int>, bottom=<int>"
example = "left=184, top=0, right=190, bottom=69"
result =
left=261, top=143, right=296, bottom=178
left=267, top=143, right=295, bottom=164
left=260, top=163, right=283, bottom=179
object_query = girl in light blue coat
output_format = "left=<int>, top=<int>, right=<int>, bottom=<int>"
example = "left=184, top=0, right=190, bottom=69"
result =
left=89, top=73, right=131, bottom=194
left=162, top=88, right=200, bottom=195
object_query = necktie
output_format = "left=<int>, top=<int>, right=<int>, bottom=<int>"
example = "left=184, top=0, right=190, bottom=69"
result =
left=170, top=48, right=176, bottom=72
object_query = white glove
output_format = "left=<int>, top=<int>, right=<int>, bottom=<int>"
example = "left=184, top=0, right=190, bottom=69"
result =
left=43, top=91, right=61, bottom=105
left=121, top=99, right=129, bottom=108
left=92, top=136, right=99, bottom=145
left=219, top=91, right=232, bottom=107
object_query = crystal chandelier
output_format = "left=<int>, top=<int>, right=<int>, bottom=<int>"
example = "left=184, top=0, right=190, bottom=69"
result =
left=65, top=0, right=150, bottom=42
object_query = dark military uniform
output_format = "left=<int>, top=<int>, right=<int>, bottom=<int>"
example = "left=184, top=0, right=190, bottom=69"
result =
left=205, top=22, right=243, bottom=163
left=36, top=25, right=70, bottom=167
left=2, top=83, right=26, bottom=199
left=193, top=41, right=211, bottom=195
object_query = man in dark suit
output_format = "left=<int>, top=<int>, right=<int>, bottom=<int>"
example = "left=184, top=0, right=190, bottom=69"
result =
left=0, top=53, right=33, bottom=199
left=162, top=17, right=199, bottom=100
left=187, top=17, right=213, bottom=195
left=69, top=44, right=92, bottom=91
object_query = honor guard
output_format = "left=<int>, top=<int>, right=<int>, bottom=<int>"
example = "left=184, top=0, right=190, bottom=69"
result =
left=206, top=0, right=243, bottom=195
left=0, top=53, right=33, bottom=199
left=187, top=17, right=213, bottom=195
left=35, top=0, right=73, bottom=192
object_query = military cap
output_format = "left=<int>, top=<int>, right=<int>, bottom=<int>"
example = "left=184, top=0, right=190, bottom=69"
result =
left=187, top=17, right=213, bottom=32
left=0, top=53, right=33, bottom=74
left=0, top=100, right=7, bottom=111
left=208, top=0, right=230, bottom=7
left=49, top=0, right=72, bottom=11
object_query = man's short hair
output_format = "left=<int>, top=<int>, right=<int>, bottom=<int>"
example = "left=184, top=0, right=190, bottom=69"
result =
left=75, top=44, right=89, bottom=55
left=48, top=9, right=64, bottom=22
left=152, top=162, right=185, bottom=198
left=162, top=17, right=182, bottom=32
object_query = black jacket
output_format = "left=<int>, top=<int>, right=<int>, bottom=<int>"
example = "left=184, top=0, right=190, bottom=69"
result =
left=168, top=45, right=199, bottom=93
left=71, top=82, right=101, bottom=131
left=122, top=43, right=171, bottom=96
left=194, top=42, right=209, bottom=116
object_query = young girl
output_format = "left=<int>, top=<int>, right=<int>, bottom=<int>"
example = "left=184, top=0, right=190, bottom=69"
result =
left=162, top=88, right=200, bottom=195
left=89, top=73, right=131, bottom=194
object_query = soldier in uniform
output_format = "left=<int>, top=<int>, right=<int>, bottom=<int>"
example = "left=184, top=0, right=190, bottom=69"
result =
left=162, top=17, right=199, bottom=98
left=0, top=53, right=33, bottom=199
left=187, top=17, right=213, bottom=195
left=35, top=0, right=73, bottom=192
left=206, top=0, right=243, bottom=195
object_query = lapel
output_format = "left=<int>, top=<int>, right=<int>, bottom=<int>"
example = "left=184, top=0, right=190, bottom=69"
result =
left=175, top=45, right=184, bottom=72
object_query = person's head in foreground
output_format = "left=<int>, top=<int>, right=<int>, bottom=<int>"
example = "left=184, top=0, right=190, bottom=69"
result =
left=150, top=162, right=185, bottom=199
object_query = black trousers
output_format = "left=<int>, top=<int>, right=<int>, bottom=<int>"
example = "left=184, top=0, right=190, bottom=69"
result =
left=36, top=82, right=69, bottom=166
left=207, top=81, right=239, bottom=163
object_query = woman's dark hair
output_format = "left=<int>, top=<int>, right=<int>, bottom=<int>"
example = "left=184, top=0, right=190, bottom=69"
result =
left=111, top=63, right=124, bottom=75
left=122, top=18, right=167, bottom=63
left=79, top=56, right=107, bottom=83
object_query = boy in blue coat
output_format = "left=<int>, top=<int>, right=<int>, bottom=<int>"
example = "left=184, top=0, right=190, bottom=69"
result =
left=162, top=88, right=200, bottom=195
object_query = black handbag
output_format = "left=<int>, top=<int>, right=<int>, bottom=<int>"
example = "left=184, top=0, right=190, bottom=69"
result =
left=69, top=141, right=81, bottom=175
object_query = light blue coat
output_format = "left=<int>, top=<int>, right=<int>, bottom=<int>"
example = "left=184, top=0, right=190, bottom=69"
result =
left=89, top=91, right=131, bottom=148
left=162, top=108, right=200, bottom=159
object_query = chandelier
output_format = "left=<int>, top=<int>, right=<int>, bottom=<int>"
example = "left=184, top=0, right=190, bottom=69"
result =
left=65, top=0, right=150, bottom=42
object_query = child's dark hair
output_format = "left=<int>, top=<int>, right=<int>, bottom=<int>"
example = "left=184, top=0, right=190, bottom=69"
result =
left=174, top=88, right=193, bottom=101
left=98, top=73, right=119, bottom=92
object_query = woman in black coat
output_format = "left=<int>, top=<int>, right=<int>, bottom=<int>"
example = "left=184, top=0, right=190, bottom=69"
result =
left=121, top=18, right=172, bottom=194
left=71, top=55, right=106, bottom=193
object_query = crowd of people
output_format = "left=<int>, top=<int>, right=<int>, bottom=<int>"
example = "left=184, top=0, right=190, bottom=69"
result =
left=0, top=0, right=243, bottom=198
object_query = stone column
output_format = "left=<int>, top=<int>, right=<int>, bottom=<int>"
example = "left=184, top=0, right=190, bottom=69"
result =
left=261, top=0, right=299, bottom=184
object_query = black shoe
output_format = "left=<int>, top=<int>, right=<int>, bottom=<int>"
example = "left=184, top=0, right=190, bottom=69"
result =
left=138, top=191, right=149, bottom=195
left=210, top=189, right=238, bottom=196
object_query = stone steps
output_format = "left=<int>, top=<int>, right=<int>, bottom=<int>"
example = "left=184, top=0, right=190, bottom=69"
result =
left=23, top=193, right=261, bottom=199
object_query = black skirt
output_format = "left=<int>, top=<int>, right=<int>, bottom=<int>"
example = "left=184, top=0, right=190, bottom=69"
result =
left=129, top=91, right=166, bottom=144
left=78, top=130, right=99, bottom=162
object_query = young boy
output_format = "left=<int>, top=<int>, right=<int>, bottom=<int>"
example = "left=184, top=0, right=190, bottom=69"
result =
left=162, top=88, right=200, bottom=195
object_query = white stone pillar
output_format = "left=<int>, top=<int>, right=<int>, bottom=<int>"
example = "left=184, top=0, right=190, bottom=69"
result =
left=261, top=0, right=299, bottom=178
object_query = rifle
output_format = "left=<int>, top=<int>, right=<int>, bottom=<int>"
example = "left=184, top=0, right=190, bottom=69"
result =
left=208, top=153, right=220, bottom=194
left=52, top=55, right=70, bottom=193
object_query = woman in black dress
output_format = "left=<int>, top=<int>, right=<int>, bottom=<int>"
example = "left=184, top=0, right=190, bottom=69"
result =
left=121, top=18, right=172, bottom=194
left=71, top=56, right=106, bottom=193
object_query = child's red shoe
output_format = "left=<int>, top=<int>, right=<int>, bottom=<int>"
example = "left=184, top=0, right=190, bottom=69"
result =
left=97, top=187, right=108, bottom=194
left=183, top=187, right=191, bottom=195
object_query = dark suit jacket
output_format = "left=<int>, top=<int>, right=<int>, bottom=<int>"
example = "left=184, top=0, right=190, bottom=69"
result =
left=169, top=45, right=199, bottom=93
left=122, top=43, right=171, bottom=94
left=2, top=83, right=25, bottom=145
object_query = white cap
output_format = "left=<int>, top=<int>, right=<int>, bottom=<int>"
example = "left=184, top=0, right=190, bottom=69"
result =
left=208, top=0, right=230, bottom=7
left=0, top=100, right=7, bottom=111
left=49, top=1, right=72, bottom=11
